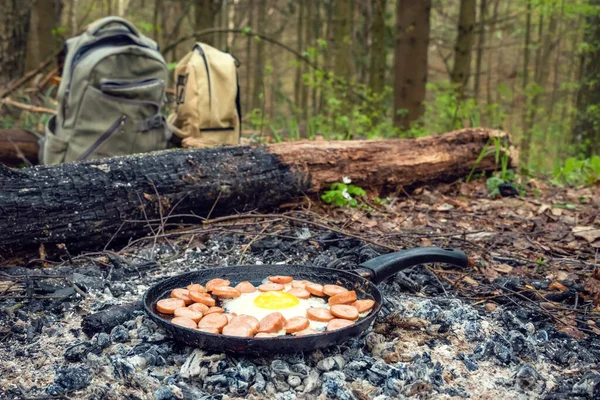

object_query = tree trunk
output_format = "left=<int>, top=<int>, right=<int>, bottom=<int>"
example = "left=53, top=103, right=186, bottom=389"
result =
left=0, top=129, right=39, bottom=167
left=572, top=0, right=600, bottom=157
left=153, top=0, right=162, bottom=43
left=294, top=0, right=305, bottom=107
left=473, top=0, right=487, bottom=102
left=450, top=0, right=477, bottom=91
left=368, top=0, right=387, bottom=95
left=0, top=0, right=34, bottom=87
left=393, top=0, right=431, bottom=130
left=519, top=0, right=533, bottom=165
left=333, top=0, right=352, bottom=81
left=252, top=0, right=266, bottom=111
left=0, top=128, right=512, bottom=256
left=195, top=0, right=222, bottom=46
left=300, top=0, right=311, bottom=118
left=245, top=0, right=253, bottom=112
left=25, top=0, right=62, bottom=72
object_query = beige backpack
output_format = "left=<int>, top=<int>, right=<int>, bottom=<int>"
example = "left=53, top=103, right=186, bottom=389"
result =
left=167, top=42, right=241, bottom=148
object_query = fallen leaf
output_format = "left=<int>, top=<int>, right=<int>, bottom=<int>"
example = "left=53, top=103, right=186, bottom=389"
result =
left=493, top=264, right=514, bottom=274
left=549, top=281, right=569, bottom=292
left=557, top=325, right=587, bottom=339
left=462, top=276, right=479, bottom=286
left=537, top=204, right=551, bottom=214
left=584, top=269, right=600, bottom=305
left=143, top=193, right=154, bottom=201
left=572, top=226, right=600, bottom=244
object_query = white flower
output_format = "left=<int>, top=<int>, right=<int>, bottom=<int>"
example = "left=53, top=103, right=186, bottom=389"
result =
left=342, top=176, right=351, bottom=184
left=341, top=188, right=352, bottom=200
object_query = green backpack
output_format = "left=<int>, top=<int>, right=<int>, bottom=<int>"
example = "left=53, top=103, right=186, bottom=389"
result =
left=41, top=17, right=170, bottom=165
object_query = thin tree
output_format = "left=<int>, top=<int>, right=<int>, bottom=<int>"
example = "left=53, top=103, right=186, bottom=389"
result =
left=450, top=0, right=477, bottom=91
left=0, top=0, right=34, bottom=87
left=245, top=0, right=254, bottom=112
left=473, top=0, right=487, bottom=102
left=368, top=0, right=387, bottom=95
left=393, top=0, right=431, bottom=131
left=294, top=0, right=305, bottom=106
left=25, top=0, right=63, bottom=72
left=333, top=0, right=352, bottom=81
left=253, top=0, right=266, bottom=111
left=195, top=0, right=222, bottom=46
left=519, top=0, right=533, bottom=165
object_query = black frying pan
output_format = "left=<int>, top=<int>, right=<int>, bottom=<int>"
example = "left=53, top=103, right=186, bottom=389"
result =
left=143, top=247, right=468, bottom=354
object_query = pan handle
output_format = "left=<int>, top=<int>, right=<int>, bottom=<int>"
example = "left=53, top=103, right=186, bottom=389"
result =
left=358, top=247, right=469, bottom=284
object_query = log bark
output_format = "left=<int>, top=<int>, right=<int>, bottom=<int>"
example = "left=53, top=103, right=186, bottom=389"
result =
left=0, top=128, right=512, bottom=257
left=81, top=301, right=142, bottom=337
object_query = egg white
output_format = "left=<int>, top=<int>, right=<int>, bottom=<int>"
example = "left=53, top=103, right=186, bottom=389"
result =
left=221, top=289, right=329, bottom=332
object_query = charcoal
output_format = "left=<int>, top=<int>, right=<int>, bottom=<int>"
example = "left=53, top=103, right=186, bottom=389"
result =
left=287, top=375, right=302, bottom=388
left=289, top=363, right=310, bottom=378
left=154, top=385, right=177, bottom=400
left=303, top=369, right=321, bottom=394
left=317, top=356, right=344, bottom=372
left=494, top=277, right=525, bottom=292
left=273, top=377, right=290, bottom=392
left=110, top=325, right=130, bottom=343
left=71, top=272, right=105, bottom=291
left=112, top=357, right=136, bottom=381
left=514, top=364, right=543, bottom=393
left=458, top=353, right=479, bottom=371
left=238, top=363, right=257, bottom=382
left=251, top=372, right=266, bottom=393
left=271, top=359, right=291, bottom=376
left=64, top=341, right=92, bottom=362
left=228, top=377, right=249, bottom=396
left=94, top=332, right=111, bottom=350
left=322, top=371, right=350, bottom=400
left=508, top=331, right=537, bottom=362
left=572, top=371, right=600, bottom=398
left=46, top=366, right=92, bottom=395
left=81, top=301, right=142, bottom=337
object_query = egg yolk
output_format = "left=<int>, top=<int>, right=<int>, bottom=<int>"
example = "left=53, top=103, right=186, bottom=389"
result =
left=254, top=291, right=300, bottom=310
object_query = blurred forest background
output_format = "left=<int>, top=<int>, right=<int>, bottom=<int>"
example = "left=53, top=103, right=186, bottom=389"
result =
left=0, top=0, right=599, bottom=177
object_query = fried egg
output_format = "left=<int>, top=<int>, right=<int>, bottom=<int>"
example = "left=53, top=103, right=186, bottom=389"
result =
left=221, top=287, right=329, bottom=331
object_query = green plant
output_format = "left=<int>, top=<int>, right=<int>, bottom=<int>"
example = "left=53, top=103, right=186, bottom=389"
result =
left=321, top=178, right=366, bottom=208
left=552, top=155, right=600, bottom=187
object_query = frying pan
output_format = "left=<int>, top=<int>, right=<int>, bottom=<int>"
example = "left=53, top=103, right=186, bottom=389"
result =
left=143, top=247, right=468, bottom=354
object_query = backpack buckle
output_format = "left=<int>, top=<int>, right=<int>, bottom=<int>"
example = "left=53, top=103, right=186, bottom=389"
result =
left=138, top=115, right=164, bottom=132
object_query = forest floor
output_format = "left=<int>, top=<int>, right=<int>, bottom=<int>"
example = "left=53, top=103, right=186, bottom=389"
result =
left=0, top=177, right=599, bottom=399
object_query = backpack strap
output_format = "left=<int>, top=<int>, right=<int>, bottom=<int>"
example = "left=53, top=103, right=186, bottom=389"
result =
left=87, top=16, right=141, bottom=38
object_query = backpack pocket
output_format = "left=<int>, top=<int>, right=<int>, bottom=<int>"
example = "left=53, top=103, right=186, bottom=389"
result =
left=99, top=78, right=165, bottom=102
left=68, top=85, right=168, bottom=162
left=41, top=115, right=69, bottom=165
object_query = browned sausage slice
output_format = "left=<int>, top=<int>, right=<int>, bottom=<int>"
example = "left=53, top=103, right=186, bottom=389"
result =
left=295, top=328, right=322, bottom=337
left=306, top=307, right=334, bottom=322
left=254, top=332, right=278, bottom=338
left=189, top=291, right=216, bottom=307
left=305, top=283, right=325, bottom=297
left=323, top=284, right=348, bottom=297
left=197, top=326, right=220, bottom=334
left=235, top=281, right=257, bottom=293
left=231, top=315, right=260, bottom=334
left=287, top=288, right=311, bottom=299
left=285, top=317, right=310, bottom=334
left=223, top=313, right=235, bottom=324
left=188, top=302, right=209, bottom=313
left=197, top=313, right=228, bottom=331
left=206, top=278, right=231, bottom=292
left=292, top=280, right=311, bottom=289
left=212, top=286, right=241, bottom=298
left=352, top=299, right=375, bottom=313
left=187, top=284, right=207, bottom=293
left=222, top=323, right=254, bottom=337
left=326, top=319, right=355, bottom=331
left=268, top=276, right=293, bottom=284
left=328, top=290, right=357, bottom=306
left=171, top=317, right=197, bottom=329
left=204, top=306, right=225, bottom=315
left=174, top=307, right=203, bottom=323
left=171, top=288, right=193, bottom=305
left=258, top=283, right=285, bottom=292
left=156, top=298, right=186, bottom=314
left=330, top=304, right=359, bottom=320
left=257, top=312, right=286, bottom=333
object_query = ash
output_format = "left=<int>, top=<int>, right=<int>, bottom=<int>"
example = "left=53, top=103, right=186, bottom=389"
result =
left=1, top=233, right=599, bottom=400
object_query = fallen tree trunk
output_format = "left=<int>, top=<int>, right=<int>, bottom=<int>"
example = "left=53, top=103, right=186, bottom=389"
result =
left=0, top=128, right=513, bottom=257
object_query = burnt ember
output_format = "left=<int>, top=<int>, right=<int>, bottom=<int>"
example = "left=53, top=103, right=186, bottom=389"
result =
left=1, top=199, right=599, bottom=399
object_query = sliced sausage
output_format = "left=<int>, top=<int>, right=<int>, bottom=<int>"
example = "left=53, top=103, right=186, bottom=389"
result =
left=330, top=304, right=359, bottom=320
left=170, top=288, right=193, bottom=305
left=223, top=313, right=235, bottom=324
left=305, top=283, right=325, bottom=297
left=268, top=275, right=293, bottom=284
left=188, top=302, right=209, bottom=314
left=171, top=316, right=197, bottom=329
left=156, top=298, right=186, bottom=314
left=291, top=280, right=311, bottom=289
left=187, top=283, right=207, bottom=293
left=212, top=286, right=241, bottom=298
left=206, top=278, right=231, bottom=292
left=285, top=317, right=310, bottom=334
left=174, top=307, right=203, bottom=323
left=197, top=326, right=220, bottom=334
left=222, top=323, right=254, bottom=337
left=287, top=288, right=311, bottom=299
left=254, top=332, right=278, bottom=338
left=328, top=290, right=357, bottom=306
left=235, top=281, right=257, bottom=293
left=322, top=284, right=348, bottom=297
left=326, top=318, right=355, bottom=331
left=189, top=291, right=216, bottom=307
left=258, top=283, right=285, bottom=292
left=197, top=313, right=228, bottom=331
left=295, top=328, right=322, bottom=337
left=231, top=315, right=260, bottom=334
left=258, top=312, right=286, bottom=333
left=204, top=306, right=225, bottom=315
left=352, top=299, right=375, bottom=313
left=306, top=307, right=334, bottom=322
